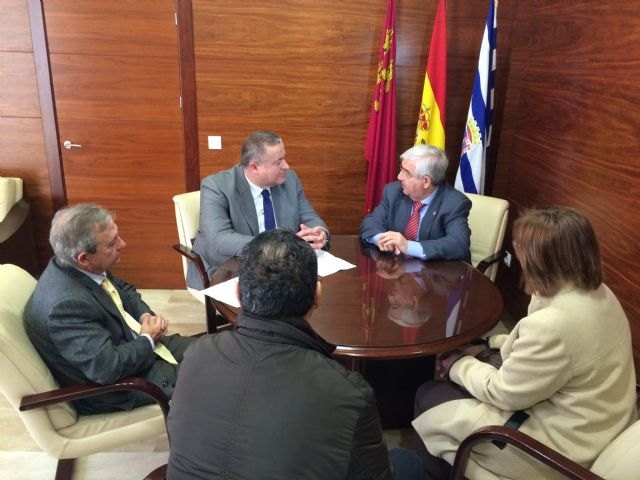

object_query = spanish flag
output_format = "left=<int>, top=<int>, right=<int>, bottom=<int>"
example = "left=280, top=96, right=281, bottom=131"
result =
left=415, top=0, right=446, bottom=149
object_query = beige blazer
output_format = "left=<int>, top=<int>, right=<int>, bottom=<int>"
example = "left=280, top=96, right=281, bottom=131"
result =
left=413, top=284, right=637, bottom=479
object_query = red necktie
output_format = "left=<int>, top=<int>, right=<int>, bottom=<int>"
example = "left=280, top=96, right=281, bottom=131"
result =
left=403, top=201, right=424, bottom=241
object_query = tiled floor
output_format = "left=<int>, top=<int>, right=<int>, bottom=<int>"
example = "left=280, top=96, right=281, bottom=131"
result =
left=0, top=289, right=511, bottom=479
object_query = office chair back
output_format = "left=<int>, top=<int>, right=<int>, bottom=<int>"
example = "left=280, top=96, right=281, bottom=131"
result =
left=0, top=264, right=79, bottom=443
left=172, top=191, right=208, bottom=301
left=464, top=193, right=509, bottom=281
left=173, top=191, right=201, bottom=279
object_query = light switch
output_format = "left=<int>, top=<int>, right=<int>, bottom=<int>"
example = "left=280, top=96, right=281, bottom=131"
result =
left=208, top=135, right=222, bottom=150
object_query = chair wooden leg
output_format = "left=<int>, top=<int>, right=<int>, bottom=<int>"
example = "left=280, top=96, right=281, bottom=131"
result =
left=205, top=297, right=218, bottom=333
left=55, top=458, right=75, bottom=480
left=205, top=298, right=232, bottom=334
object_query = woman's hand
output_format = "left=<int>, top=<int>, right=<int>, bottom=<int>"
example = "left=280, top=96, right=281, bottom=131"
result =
left=435, top=344, right=488, bottom=380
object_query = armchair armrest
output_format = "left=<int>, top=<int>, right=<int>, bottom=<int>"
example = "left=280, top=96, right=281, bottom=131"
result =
left=172, top=243, right=233, bottom=334
left=172, top=243, right=210, bottom=289
left=450, top=425, right=601, bottom=480
left=19, top=376, right=170, bottom=421
left=476, top=251, right=505, bottom=274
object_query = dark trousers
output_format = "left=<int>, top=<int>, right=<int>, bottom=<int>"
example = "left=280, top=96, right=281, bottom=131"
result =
left=412, top=350, right=502, bottom=480
left=140, top=333, right=195, bottom=402
left=411, top=381, right=473, bottom=480
left=389, top=447, right=429, bottom=480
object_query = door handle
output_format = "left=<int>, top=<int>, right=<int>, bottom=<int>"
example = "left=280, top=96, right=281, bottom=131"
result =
left=63, top=140, right=82, bottom=149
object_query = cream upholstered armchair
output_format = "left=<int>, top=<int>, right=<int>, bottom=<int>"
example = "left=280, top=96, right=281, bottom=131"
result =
left=172, top=191, right=205, bottom=298
left=451, top=406, right=640, bottom=480
left=172, top=191, right=229, bottom=333
left=464, top=193, right=509, bottom=282
left=0, top=264, right=170, bottom=480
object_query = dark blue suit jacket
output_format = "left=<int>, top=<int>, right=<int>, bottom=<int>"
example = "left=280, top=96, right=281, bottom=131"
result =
left=360, top=182, right=471, bottom=262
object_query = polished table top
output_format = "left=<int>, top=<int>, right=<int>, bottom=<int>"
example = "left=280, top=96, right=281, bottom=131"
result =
left=211, top=235, right=504, bottom=360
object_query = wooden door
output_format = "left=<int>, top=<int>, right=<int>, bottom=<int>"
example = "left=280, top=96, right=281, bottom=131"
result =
left=43, top=0, right=185, bottom=287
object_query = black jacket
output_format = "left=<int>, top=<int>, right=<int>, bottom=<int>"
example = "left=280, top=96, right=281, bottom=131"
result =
left=167, top=313, right=393, bottom=480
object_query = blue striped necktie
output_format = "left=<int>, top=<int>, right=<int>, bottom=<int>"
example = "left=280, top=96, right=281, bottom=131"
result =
left=261, top=189, right=276, bottom=231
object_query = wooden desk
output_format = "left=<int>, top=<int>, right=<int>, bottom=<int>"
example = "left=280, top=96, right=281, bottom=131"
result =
left=211, top=235, right=503, bottom=361
left=211, top=235, right=504, bottom=428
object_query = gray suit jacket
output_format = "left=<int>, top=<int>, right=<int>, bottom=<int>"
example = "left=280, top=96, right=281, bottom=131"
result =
left=24, top=259, right=188, bottom=414
left=190, top=164, right=328, bottom=286
left=360, top=182, right=471, bottom=262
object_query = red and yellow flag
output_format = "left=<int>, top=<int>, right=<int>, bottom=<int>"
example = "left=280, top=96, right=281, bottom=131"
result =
left=364, top=0, right=397, bottom=214
left=415, top=0, right=446, bottom=148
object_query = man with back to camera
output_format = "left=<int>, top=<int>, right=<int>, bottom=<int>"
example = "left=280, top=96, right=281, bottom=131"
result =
left=188, top=130, right=329, bottom=288
left=360, top=144, right=471, bottom=262
left=24, top=204, right=193, bottom=414
left=168, top=230, right=400, bottom=479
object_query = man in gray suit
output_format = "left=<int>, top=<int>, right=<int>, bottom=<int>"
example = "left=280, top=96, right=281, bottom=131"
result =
left=24, top=204, right=193, bottom=414
left=360, top=144, right=471, bottom=262
left=189, top=130, right=329, bottom=288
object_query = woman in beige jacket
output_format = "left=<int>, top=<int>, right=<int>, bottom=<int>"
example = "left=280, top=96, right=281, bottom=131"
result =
left=412, top=207, right=637, bottom=479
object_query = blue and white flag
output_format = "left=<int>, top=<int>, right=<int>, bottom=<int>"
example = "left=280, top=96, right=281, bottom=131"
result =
left=455, top=0, right=497, bottom=195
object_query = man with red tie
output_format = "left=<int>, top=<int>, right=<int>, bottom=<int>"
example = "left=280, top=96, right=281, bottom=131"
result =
left=360, top=144, right=471, bottom=262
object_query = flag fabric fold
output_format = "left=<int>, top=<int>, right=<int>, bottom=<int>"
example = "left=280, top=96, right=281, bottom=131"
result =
left=364, top=0, right=397, bottom=214
left=415, top=0, right=447, bottom=149
left=455, top=0, right=498, bottom=195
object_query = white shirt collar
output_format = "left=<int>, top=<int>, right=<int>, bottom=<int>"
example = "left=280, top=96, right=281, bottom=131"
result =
left=74, top=266, right=106, bottom=285
left=244, top=170, right=269, bottom=201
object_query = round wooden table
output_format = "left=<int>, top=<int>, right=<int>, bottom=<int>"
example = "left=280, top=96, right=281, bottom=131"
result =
left=211, top=235, right=504, bottom=361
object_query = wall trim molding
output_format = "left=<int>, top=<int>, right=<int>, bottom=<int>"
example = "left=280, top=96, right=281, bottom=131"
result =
left=176, top=0, right=200, bottom=192
left=27, top=0, right=66, bottom=211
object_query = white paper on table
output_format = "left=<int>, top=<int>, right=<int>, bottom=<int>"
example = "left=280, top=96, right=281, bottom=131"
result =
left=316, top=249, right=356, bottom=277
left=201, top=277, right=240, bottom=308
left=201, top=250, right=354, bottom=307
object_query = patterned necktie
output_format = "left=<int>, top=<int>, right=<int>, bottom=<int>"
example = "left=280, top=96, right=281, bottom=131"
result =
left=101, top=277, right=177, bottom=365
left=261, top=189, right=276, bottom=231
left=403, top=201, right=425, bottom=241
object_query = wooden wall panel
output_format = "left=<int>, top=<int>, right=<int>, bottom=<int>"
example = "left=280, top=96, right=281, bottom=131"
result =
left=50, top=54, right=182, bottom=122
left=0, top=0, right=33, bottom=51
left=0, top=52, right=41, bottom=117
left=0, top=0, right=54, bottom=270
left=492, top=0, right=640, bottom=376
left=42, top=0, right=177, bottom=56
left=194, top=1, right=387, bottom=64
